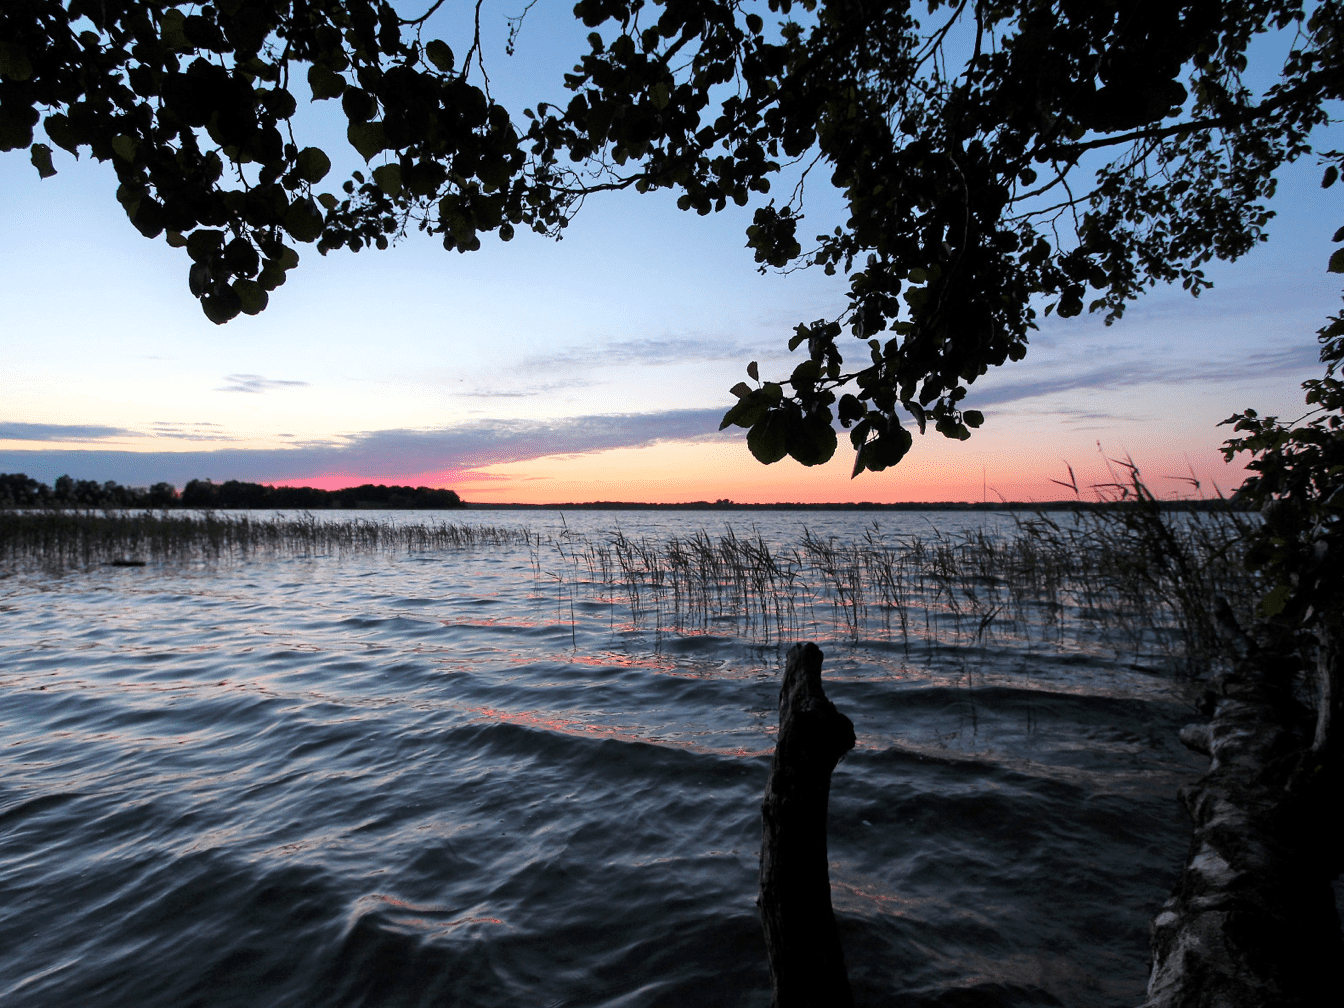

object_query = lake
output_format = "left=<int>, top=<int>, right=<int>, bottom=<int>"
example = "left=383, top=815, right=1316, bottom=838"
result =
left=0, top=509, right=1207, bottom=1007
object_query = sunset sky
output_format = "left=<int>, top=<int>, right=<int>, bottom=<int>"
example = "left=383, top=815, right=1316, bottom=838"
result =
left=2, top=4, right=1340, bottom=504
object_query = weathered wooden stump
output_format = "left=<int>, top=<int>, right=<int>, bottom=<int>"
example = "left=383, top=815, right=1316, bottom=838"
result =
left=1142, top=615, right=1343, bottom=1007
left=759, top=642, right=856, bottom=1008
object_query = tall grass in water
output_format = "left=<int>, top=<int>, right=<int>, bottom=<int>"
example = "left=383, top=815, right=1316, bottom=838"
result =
left=5, top=478, right=1257, bottom=675
left=1012, top=468, right=1257, bottom=675
left=536, top=474, right=1255, bottom=675
left=0, top=509, right=537, bottom=568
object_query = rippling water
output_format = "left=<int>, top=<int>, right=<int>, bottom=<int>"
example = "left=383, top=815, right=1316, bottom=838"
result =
left=1, top=511, right=1204, bottom=1007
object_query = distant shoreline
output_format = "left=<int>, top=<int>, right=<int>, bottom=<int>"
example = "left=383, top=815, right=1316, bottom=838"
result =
left=460, top=499, right=1248, bottom=512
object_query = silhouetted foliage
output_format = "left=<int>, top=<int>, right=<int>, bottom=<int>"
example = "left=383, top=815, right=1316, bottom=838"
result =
left=4, top=0, right=1341, bottom=470
left=180, top=477, right=463, bottom=507
left=1, top=473, right=462, bottom=508
left=0, top=472, right=181, bottom=507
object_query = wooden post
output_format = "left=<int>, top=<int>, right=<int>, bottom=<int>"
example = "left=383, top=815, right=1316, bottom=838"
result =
left=759, top=642, right=856, bottom=1008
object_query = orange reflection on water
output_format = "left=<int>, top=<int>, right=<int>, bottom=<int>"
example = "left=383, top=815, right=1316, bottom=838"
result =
left=461, top=703, right=770, bottom=758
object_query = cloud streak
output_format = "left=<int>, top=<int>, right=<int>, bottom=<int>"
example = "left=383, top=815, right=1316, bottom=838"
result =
left=0, top=422, right=135, bottom=442
left=0, top=408, right=735, bottom=486
left=215, top=374, right=311, bottom=394
left=966, top=344, right=1321, bottom=409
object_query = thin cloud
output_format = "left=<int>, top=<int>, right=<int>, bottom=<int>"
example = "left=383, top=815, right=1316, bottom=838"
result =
left=0, top=408, right=736, bottom=486
left=0, top=422, right=134, bottom=442
left=456, top=378, right=597, bottom=398
left=519, top=335, right=763, bottom=372
left=147, top=421, right=242, bottom=442
left=215, top=374, right=310, bottom=394
left=966, top=344, right=1321, bottom=408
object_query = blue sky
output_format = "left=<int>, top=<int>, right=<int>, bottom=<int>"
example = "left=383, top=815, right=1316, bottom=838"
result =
left=1, top=3, right=1340, bottom=502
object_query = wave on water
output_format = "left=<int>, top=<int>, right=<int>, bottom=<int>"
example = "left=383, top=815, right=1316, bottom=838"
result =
left=0, top=514, right=1212, bottom=1007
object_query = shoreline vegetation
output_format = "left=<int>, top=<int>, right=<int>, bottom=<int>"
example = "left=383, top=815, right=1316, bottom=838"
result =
left=1, top=479, right=1258, bottom=678
left=0, top=473, right=464, bottom=510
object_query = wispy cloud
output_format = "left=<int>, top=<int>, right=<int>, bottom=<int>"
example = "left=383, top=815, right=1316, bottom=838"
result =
left=455, top=378, right=597, bottom=398
left=0, top=408, right=735, bottom=486
left=966, top=344, right=1321, bottom=409
left=0, top=422, right=134, bottom=442
left=215, top=374, right=310, bottom=394
left=146, top=421, right=241, bottom=442
left=518, top=335, right=763, bottom=373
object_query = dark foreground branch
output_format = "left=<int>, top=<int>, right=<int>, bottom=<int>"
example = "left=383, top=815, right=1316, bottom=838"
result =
left=759, top=642, right=856, bottom=1008
left=1143, top=620, right=1343, bottom=1007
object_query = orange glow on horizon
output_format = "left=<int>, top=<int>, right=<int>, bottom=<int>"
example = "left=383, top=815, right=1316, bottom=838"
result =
left=278, top=434, right=1253, bottom=505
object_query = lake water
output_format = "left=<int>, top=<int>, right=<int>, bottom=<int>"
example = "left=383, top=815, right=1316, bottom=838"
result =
left=0, top=510, right=1207, bottom=1007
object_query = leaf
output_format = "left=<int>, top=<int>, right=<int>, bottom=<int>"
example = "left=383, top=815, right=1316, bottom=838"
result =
left=29, top=143, right=56, bottom=179
left=425, top=40, right=455, bottom=73
left=1260, top=582, right=1292, bottom=617
left=308, top=65, right=346, bottom=101
left=202, top=286, right=242, bottom=325
left=262, top=88, right=298, bottom=120
left=159, top=9, right=192, bottom=51
left=1323, top=166, right=1339, bottom=189
left=0, top=110, right=33, bottom=151
left=295, top=147, right=331, bottom=183
left=838, top=394, right=864, bottom=425
left=317, top=192, right=338, bottom=210
left=787, top=418, right=837, bottom=467
left=747, top=414, right=788, bottom=464
left=372, top=163, right=402, bottom=197
left=729, top=382, right=752, bottom=399
left=790, top=359, right=821, bottom=387
left=283, top=196, right=324, bottom=243
left=165, top=230, right=188, bottom=248
left=234, top=279, right=269, bottom=315
left=720, top=393, right=768, bottom=430
left=1329, top=248, right=1344, bottom=274
left=43, top=114, right=80, bottom=155
left=257, top=261, right=287, bottom=291
left=0, top=41, right=33, bottom=82
left=963, top=409, right=984, bottom=428
left=650, top=82, right=670, bottom=110
left=747, top=361, right=759, bottom=381
left=111, top=134, right=138, bottom=162
left=347, top=121, right=387, bottom=161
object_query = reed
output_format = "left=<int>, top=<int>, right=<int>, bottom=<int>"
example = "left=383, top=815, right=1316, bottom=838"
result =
left=0, top=508, right=538, bottom=568
left=4, top=483, right=1256, bottom=675
left=531, top=488, right=1255, bottom=675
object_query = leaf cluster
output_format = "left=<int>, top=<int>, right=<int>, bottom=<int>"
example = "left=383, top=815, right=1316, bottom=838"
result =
left=1, top=0, right=572, bottom=323
left=531, top=0, right=1341, bottom=472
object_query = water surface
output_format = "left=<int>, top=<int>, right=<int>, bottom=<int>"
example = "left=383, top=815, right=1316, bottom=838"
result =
left=0, top=511, right=1205, bottom=1007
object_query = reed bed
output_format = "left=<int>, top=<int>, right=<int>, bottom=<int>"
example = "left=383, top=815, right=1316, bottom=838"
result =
left=534, top=505, right=1257, bottom=676
left=0, top=509, right=538, bottom=567
left=4, top=498, right=1258, bottom=675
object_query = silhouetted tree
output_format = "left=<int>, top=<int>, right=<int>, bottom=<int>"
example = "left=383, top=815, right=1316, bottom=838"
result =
left=0, top=473, right=50, bottom=507
left=148, top=481, right=180, bottom=506
left=4, top=1, right=1339, bottom=469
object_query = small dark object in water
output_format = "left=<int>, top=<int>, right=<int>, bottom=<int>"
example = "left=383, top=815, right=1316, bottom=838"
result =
left=105, top=559, right=146, bottom=567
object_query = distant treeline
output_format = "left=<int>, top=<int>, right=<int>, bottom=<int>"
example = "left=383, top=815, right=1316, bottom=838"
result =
left=0, top=473, right=463, bottom=510
left=466, top=499, right=1252, bottom=512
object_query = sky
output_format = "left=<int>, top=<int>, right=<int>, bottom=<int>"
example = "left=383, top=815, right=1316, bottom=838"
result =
left=1, top=3, right=1341, bottom=504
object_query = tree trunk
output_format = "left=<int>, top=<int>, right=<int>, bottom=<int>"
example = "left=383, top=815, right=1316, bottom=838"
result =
left=759, top=642, right=856, bottom=1008
left=1142, top=617, right=1343, bottom=1007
